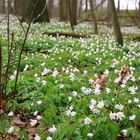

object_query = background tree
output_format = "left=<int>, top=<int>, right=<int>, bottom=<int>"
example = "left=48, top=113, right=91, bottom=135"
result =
left=59, top=0, right=69, bottom=21
left=107, top=0, right=111, bottom=27
left=139, top=0, right=140, bottom=13
left=78, top=0, right=83, bottom=18
left=85, top=0, right=88, bottom=11
left=14, top=0, right=26, bottom=16
left=109, top=0, right=123, bottom=46
left=22, top=0, right=50, bottom=23
left=0, top=0, right=6, bottom=13
left=69, top=0, right=78, bottom=30
left=89, top=0, right=98, bottom=34
left=47, top=0, right=54, bottom=18
left=117, top=0, right=120, bottom=13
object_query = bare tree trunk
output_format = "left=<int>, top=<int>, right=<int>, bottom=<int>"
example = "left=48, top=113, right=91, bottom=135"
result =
left=22, top=0, right=50, bottom=23
left=89, top=0, right=98, bottom=34
left=0, top=0, right=5, bottom=13
left=69, top=0, right=74, bottom=30
left=14, top=0, right=18, bottom=15
left=107, top=0, right=111, bottom=28
left=85, top=0, right=88, bottom=11
left=0, top=42, right=2, bottom=85
left=59, top=0, right=69, bottom=21
left=78, top=0, right=83, bottom=18
left=109, top=0, right=123, bottom=46
left=139, top=0, right=140, bottom=13
left=48, top=0, right=54, bottom=17
left=2, top=0, right=6, bottom=13
left=117, top=0, right=120, bottom=13
left=14, top=0, right=26, bottom=16
left=69, top=0, right=77, bottom=27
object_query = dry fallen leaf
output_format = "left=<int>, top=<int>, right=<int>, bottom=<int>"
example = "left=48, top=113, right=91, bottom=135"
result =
left=113, top=89, right=118, bottom=95
left=118, top=64, right=129, bottom=82
left=92, top=74, right=108, bottom=88
left=0, top=99, right=6, bottom=110
left=0, top=109, right=4, bottom=115
left=11, top=116, right=26, bottom=128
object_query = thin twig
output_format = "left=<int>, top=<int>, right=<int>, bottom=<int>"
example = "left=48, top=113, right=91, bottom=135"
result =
left=0, top=15, right=7, bottom=24
left=14, top=0, right=39, bottom=90
left=3, top=33, right=14, bottom=95
left=2, top=56, right=26, bottom=69
left=15, top=15, right=26, bottom=34
left=32, top=0, right=48, bottom=23
left=7, top=0, right=10, bottom=53
left=93, top=0, right=106, bottom=11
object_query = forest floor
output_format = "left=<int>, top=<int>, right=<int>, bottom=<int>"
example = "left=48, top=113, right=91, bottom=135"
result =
left=0, top=15, right=140, bottom=140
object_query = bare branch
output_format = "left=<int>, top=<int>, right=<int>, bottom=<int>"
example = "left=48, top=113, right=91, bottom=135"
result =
left=14, top=0, right=39, bottom=90
left=32, top=0, right=48, bottom=23
left=0, top=16, right=7, bottom=24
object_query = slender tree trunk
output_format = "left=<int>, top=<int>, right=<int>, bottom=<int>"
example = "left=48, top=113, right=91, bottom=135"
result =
left=69, top=0, right=77, bottom=26
left=89, top=0, right=98, bottom=34
left=69, top=0, right=74, bottom=30
left=109, top=0, right=123, bottom=46
left=85, top=0, right=88, bottom=11
left=2, top=0, right=6, bottom=13
left=78, top=0, right=83, bottom=18
left=14, top=0, right=18, bottom=15
left=107, top=0, right=111, bottom=27
left=0, top=42, right=2, bottom=85
left=0, top=36, right=4, bottom=100
left=94, top=0, right=97, bottom=7
left=117, top=0, right=120, bottom=13
left=139, top=0, right=140, bottom=13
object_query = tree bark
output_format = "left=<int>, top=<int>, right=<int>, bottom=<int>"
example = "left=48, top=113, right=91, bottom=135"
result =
left=117, top=0, right=120, bottom=13
left=48, top=0, right=54, bottom=17
left=0, top=0, right=5, bottom=13
left=89, top=0, right=98, bottom=34
left=0, top=42, right=2, bottom=85
left=139, top=0, right=140, bottom=13
left=107, top=0, right=111, bottom=27
left=78, top=0, right=83, bottom=18
left=22, top=0, right=50, bottom=23
left=69, top=0, right=77, bottom=28
left=2, top=0, right=6, bottom=13
left=42, top=31, right=93, bottom=38
left=59, top=0, right=69, bottom=21
left=85, top=0, right=88, bottom=11
left=0, top=39, right=4, bottom=100
left=109, top=0, right=123, bottom=46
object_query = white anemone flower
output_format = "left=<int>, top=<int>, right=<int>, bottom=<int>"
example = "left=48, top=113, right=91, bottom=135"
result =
left=34, top=134, right=41, bottom=140
left=115, top=104, right=124, bottom=110
left=84, top=117, right=92, bottom=125
left=46, top=136, right=52, bottom=140
left=122, top=129, right=127, bottom=136
left=8, top=111, right=14, bottom=117
left=48, top=125, right=57, bottom=133
left=97, top=100, right=104, bottom=108
left=129, top=114, right=136, bottom=121
left=30, top=119, right=38, bottom=127
left=87, top=133, right=93, bottom=138
left=7, top=126, right=14, bottom=134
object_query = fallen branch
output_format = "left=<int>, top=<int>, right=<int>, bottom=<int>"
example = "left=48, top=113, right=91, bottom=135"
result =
left=125, top=34, right=140, bottom=41
left=42, top=31, right=96, bottom=38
